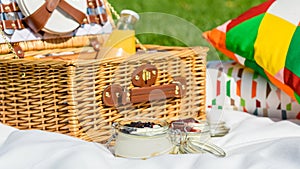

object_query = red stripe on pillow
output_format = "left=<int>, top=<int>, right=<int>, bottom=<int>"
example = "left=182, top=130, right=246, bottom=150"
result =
left=252, top=81, right=257, bottom=98
left=227, top=0, right=276, bottom=31
left=256, top=100, right=261, bottom=108
left=237, top=80, right=241, bottom=97
left=265, top=70, right=296, bottom=101
left=297, top=112, right=300, bottom=120
left=284, top=68, right=300, bottom=97
left=217, top=80, right=221, bottom=96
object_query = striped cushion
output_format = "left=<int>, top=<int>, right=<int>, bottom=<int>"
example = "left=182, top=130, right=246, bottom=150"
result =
left=203, top=0, right=300, bottom=103
left=206, top=60, right=300, bottom=124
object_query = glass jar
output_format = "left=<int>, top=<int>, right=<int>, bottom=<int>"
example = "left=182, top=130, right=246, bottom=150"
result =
left=113, top=118, right=173, bottom=159
left=103, top=9, right=139, bottom=56
left=170, top=118, right=211, bottom=142
left=170, top=118, right=226, bottom=157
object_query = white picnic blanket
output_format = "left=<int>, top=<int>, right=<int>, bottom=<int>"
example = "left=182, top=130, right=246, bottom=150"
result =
left=0, top=110, right=300, bottom=169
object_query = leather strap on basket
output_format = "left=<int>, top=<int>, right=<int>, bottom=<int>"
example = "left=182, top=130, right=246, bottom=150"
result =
left=23, top=0, right=86, bottom=33
left=102, top=64, right=187, bottom=107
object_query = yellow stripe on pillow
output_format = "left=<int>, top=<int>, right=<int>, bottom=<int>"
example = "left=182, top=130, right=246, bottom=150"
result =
left=254, top=13, right=296, bottom=76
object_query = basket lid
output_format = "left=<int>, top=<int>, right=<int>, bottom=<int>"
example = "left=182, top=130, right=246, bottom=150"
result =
left=17, top=0, right=87, bottom=34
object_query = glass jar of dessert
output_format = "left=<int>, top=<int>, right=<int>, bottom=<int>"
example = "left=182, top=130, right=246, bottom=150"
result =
left=113, top=118, right=173, bottom=159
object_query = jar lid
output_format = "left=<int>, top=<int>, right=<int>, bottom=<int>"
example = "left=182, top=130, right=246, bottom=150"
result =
left=117, top=118, right=168, bottom=136
left=17, top=0, right=87, bottom=34
left=170, top=118, right=210, bottom=133
left=121, top=9, right=140, bottom=21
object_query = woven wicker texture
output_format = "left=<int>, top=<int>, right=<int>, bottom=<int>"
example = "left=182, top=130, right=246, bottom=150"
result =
left=0, top=45, right=207, bottom=143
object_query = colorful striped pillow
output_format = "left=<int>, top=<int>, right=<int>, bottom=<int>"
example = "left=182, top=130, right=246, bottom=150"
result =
left=203, top=0, right=300, bottom=103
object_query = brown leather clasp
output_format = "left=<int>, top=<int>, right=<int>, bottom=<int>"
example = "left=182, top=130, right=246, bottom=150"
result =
left=102, top=84, right=127, bottom=107
left=12, top=44, right=24, bottom=58
left=130, top=82, right=186, bottom=103
left=89, top=37, right=100, bottom=51
left=103, top=64, right=187, bottom=107
left=132, top=64, right=158, bottom=87
left=102, top=77, right=187, bottom=107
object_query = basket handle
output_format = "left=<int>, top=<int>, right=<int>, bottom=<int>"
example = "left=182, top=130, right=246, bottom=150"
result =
left=102, top=64, right=187, bottom=107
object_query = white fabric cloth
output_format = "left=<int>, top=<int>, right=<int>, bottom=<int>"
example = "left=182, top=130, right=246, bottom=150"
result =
left=0, top=110, right=300, bottom=169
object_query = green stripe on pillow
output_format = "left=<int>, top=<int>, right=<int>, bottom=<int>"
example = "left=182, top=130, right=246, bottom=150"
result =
left=244, top=59, right=268, bottom=80
left=226, top=14, right=264, bottom=61
left=295, top=93, right=300, bottom=104
left=226, top=81, right=231, bottom=97
left=228, top=67, right=233, bottom=77
left=286, top=27, right=300, bottom=77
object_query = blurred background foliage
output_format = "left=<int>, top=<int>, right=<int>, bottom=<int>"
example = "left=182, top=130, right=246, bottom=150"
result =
left=108, top=0, right=265, bottom=60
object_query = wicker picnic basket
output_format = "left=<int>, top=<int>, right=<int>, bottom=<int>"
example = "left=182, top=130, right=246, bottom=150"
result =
left=0, top=0, right=207, bottom=143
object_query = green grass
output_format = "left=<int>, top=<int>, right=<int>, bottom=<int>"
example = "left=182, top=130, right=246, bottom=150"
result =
left=108, top=0, right=264, bottom=60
